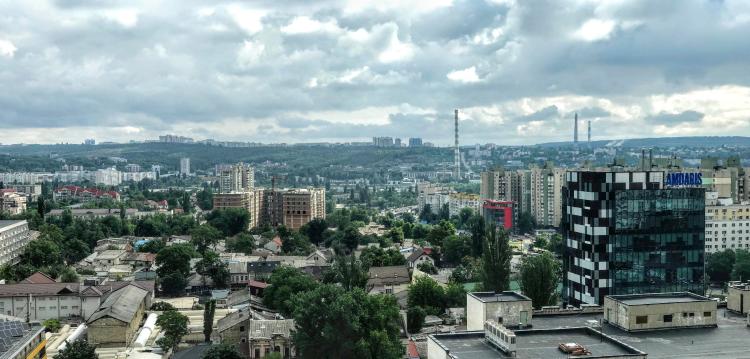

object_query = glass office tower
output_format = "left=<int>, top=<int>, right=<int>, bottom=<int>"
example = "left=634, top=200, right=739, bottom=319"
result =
left=562, top=170, right=705, bottom=306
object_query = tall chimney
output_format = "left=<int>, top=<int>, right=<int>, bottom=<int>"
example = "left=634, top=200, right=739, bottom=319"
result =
left=574, top=112, right=579, bottom=145
left=587, top=119, right=591, bottom=145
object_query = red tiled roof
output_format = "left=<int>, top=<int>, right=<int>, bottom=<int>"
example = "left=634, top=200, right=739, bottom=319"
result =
left=21, top=272, right=56, bottom=284
left=247, top=280, right=268, bottom=289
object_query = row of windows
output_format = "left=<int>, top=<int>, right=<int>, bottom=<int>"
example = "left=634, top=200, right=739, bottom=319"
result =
left=707, top=222, right=750, bottom=227
left=635, top=311, right=711, bottom=324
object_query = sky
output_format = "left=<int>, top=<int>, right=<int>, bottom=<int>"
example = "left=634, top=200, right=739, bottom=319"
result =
left=1, top=0, right=750, bottom=145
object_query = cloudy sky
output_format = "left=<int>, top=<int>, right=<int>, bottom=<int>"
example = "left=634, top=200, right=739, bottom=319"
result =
left=1, top=0, right=750, bottom=145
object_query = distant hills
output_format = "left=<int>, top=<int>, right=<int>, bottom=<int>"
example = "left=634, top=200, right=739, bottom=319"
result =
left=537, top=136, right=750, bottom=148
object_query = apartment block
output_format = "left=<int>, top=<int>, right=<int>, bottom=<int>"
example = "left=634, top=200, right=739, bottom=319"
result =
left=705, top=203, right=750, bottom=253
left=213, top=188, right=325, bottom=230
left=0, top=191, right=27, bottom=216
left=448, top=193, right=481, bottom=217
left=0, top=220, right=32, bottom=268
left=220, top=163, right=255, bottom=193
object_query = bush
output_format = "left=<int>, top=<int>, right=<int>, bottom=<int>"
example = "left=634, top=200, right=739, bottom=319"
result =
left=43, top=318, right=61, bottom=332
left=151, top=301, right=176, bottom=311
left=407, top=306, right=426, bottom=333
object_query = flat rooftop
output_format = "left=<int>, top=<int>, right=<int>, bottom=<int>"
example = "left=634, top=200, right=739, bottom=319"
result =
left=608, top=292, right=711, bottom=306
left=0, top=220, right=25, bottom=229
left=529, top=308, right=750, bottom=359
left=469, top=291, right=531, bottom=303
left=431, top=327, right=642, bottom=359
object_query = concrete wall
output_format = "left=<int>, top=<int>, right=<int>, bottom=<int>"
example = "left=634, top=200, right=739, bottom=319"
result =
left=87, top=300, right=145, bottom=347
left=219, top=319, right=250, bottom=358
left=604, top=297, right=717, bottom=331
left=466, top=294, right=532, bottom=331
left=0, top=295, right=87, bottom=322
left=727, top=286, right=750, bottom=315
left=426, top=335, right=450, bottom=359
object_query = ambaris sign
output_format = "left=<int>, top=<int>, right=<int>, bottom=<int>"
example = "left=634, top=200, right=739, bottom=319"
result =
left=664, top=172, right=703, bottom=187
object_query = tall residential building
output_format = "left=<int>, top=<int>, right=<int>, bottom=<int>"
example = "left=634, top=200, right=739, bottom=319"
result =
left=372, top=137, right=394, bottom=147
left=180, top=158, right=191, bottom=176
left=480, top=168, right=524, bottom=228
left=0, top=220, right=32, bottom=267
left=280, top=188, right=326, bottom=230
left=448, top=193, right=481, bottom=217
left=395, top=138, right=402, bottom=147
left=213, top=187, right=325, bottom=230
left=530, top=165, right=565, bottom=227
left=0, top=191, right=27, bottom=215
left=220, top=163, right=255, bottom=193
left=417, top=183, right=454, bottom=213
left=409, top=138, right=423, bottom=147
left=562, top=170, right=705, bottom=306
left=705, top=202, right=750, bottom=253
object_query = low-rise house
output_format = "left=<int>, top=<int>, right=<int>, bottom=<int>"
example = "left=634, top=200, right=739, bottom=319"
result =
left=53, top=186, right=121, bottom=202
left=122, top=252, right=156, bottom=269
left=406, top=247, right=434, bottom=269
left=94, top=249, right=127, bottom=268
left=306, top=248, right=334, bottom=266
left=87, top=284, right=150, bottom=347
left=366, top=266, right=410, bottom=295
left=248, top=319, right=296, bottom=358
left=263, top=237, right=283, bottom=254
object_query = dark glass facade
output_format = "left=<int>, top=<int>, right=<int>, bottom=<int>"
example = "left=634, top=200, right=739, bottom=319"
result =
left=562, top=171, right=705, bottom=306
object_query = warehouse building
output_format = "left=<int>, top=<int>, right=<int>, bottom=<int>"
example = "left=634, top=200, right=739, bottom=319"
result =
left=603, top=292, right=717, bottom=332
left=87, top=284, right=150, bottom=347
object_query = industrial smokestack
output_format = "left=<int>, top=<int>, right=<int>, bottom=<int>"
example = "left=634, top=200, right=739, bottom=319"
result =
left=454, top=109, right=460, bottom=179
left=587, top=119, right=591, bottom=145
left=574, top=112, right=579, bottom=145
left=649, top=149, right=653, bottom=169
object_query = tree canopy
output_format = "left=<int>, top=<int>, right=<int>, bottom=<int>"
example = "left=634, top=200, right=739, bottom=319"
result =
left=519, top=252, right=560, bottom=309
left=263, top=267, right=318, bottom=316
left=481, top=225, right=512, bottom=292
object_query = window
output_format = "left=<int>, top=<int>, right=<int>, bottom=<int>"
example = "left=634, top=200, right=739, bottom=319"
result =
left=689, top=312, right=695, bottom=317
left=636, top=316, right=648, bottom=324
left=704, top=311, right=712, bottom=317
left=240, top=326, right=245, bottom=332
left=663, top=314, right=673, bottom=323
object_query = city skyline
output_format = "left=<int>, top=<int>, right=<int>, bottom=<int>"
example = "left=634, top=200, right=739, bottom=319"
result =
left=1, top=1, right=750, bottom=145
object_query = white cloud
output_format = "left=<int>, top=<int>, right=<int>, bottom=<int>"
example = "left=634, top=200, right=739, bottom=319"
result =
left=281, top=16, right=340, bottom=34
left=103, top=9, right=139, bottom=28
left=574, top=19, right=616, bottom=42
left=447, top=66, right=481, bottom=83
left=227, top=5, right=266, bottom=35
left=0, top=39, right=17, bottom=58
left=378, top=29, right=415, bottom=63
left=343, top=0, right=453, bottom=16
left=237, top=40, right=266, bottom=68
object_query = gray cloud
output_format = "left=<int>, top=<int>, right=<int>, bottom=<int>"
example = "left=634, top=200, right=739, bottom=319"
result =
left=0, top=0, right=749, bottom=145
left=647, top=110, right=705, bottom=125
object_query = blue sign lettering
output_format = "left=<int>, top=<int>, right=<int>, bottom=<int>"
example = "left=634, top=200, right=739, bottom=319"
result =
left=665, top=172, right=702, bottom=187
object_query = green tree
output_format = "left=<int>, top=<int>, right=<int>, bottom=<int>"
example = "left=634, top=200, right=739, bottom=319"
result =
left=263, top=267, right=318, bottom=316
left=156, top=309, right=189, bottom=352
left=407, top=276, right=445, bottom=315
left=706, top=250, right=735, bottom=283
left=191, top=224, right=223, bottom=254
left=139, top=239, right=166, bottom=254
left=300, top=218, right=328, bottom=245
left=732, top=249, right=750, bottom=281
left=21, top=238, right=62, bottom=268
left=442, top=235, right=470, bottom=266
left=206, top=208, right=250, bottom=236
left=517, top=212, right=536, bottom=234
left=225, top=233, right=256, bottom=254
left=160, top=272, right=188, bottom=297
left=419, top=204, right=434, bottom=223
left=341, top=225, right=362, bottom=252
left=457, top=208, right=474, bottom=229
left=322, top=255, right=368, bottom=291
left=387, top=227, right=404, bottom=244
left=417, top=261, right=437, bottom=274
left=481, top=225, right=512, bottom=292
left=201, top=344, right=242, bottom=359
left=519, top=252, right=560, bottom=308
left=53, top=339, right=98, bottom=359
left=468, top=214, right=485, bottom=257
left=407, top=306, right=426, bottom=333
left=292, top=285, right=402, bottom=359
left=203, top=300, right=216, bottom=342
left=151, top=302, right=176, bottom=311
left=444, top=282, right=467, bottom=308
left=196, top=251, right=230, bottom=289
left=548, top=233, right=563, bottom=255
left=359, top=247, right=406, bottom=268
left=156, top=244, right=195, bottom=278
left=37, top=197, right=45, bottom=220
left=426, top=220, right=455, bottom=246
left=60, top=268, right=79, bottom=283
